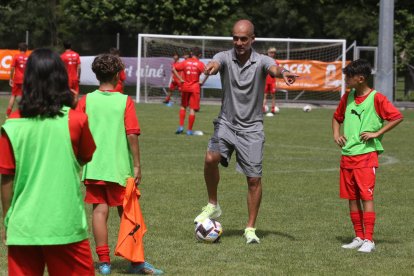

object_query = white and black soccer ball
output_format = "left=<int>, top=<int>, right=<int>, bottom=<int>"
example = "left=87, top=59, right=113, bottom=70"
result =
left=303, top=105, right=312, bottom=112
left=194, top=219, right=223, bottom=243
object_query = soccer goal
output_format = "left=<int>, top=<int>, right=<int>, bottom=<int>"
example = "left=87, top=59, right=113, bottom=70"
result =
left=136, top=34, right=346, bottom=104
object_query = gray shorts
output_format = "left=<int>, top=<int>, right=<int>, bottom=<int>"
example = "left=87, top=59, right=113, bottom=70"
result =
left=207, top=119, right=264, bottom=177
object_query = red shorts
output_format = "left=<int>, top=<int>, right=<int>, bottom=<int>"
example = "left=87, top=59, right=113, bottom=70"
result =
left=181, top=91, right=200, bottom=111
left=264, top=83, right=276, bottom=94
left=11, top=83, right=23, bottom=96
left=85, top=183, right=125, bottom=206
left=340, top=167, right=376, bottom=200
left=69, top=80, right=80, bottom=94
left=169, top=81, right=181, bottom=91
left=8, top=239, right=94, bottom=276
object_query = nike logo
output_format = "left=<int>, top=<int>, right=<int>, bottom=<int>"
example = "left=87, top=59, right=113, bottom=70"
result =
left=351, top=109, right=364, bottom=121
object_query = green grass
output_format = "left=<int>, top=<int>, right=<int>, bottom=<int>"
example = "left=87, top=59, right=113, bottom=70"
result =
left=1, top=97, right=414, bottom=275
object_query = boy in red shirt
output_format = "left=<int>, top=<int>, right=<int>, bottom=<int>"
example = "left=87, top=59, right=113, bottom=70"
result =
left=77, top=53, right=163, bottom=275
left=263, top=47, right=279, bottom=115
left=332, top=59, right=403, bottom=253
left=173, top=47, right=208, bottom=135
left=61, top=41, right=81, bottom=99
left=163, top=52, right=181, bottom=105
left=6, top=42, right=28, bottom=117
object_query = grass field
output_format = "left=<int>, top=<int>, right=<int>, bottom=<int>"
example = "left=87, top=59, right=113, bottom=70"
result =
left=0, top=96, right=413, bottom=275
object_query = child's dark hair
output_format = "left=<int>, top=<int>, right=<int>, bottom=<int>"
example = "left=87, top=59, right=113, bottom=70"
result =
left=342, top=59, right=372, bottom=80
left=18, top=42, right=27, bottom=51
left=191, top=47, right=201, bottom=57
left=63, top=41, right=72, bottom=50
left=92, top=54, right=124, bottom=83
left=19, top=48, right=73, bottom=118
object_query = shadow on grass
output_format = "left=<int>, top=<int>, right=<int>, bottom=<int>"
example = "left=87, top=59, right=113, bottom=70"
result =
left=335, top=236, right=400, bottom=244
left=224, top=228, right=296, bottom=241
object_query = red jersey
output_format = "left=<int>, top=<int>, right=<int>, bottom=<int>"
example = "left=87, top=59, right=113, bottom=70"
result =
left=171, top=60, right=181, bottom=84
left=115, top=70, right=126, bottom=93
left=61, top=50, right=81, bottom=81
left=265, top=59, right=279, bottom=85
left=333, top=90, right=403, bottom=168
left=0, top=109, right=96, bottom=175
left=11, top=53, right=28, bottom=84
left=174, top=57, right=205, bottom=93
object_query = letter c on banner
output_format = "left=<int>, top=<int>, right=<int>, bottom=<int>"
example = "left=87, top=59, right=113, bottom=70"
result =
left=1, top=55, right=12, bottom=69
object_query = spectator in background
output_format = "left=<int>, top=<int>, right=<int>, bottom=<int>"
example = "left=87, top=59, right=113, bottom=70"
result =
left=6, top=42, right=28, bottom=117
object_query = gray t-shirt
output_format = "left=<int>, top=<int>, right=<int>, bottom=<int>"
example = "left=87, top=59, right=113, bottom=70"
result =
left=213, top=48, right=275, bottom=131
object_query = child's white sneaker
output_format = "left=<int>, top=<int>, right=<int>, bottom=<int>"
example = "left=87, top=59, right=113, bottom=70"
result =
left=341, top=237, right=364, bottom=249
left=357, top=239, right=376, bottom=253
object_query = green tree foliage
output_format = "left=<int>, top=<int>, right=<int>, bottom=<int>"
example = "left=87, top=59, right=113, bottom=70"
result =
left=0, top=0, right=412, bottom=67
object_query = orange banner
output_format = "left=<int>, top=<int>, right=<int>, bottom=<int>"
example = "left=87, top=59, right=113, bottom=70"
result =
left=0, top=49, right=32, bottom=80
left=276, top=60, right=344, bottom=92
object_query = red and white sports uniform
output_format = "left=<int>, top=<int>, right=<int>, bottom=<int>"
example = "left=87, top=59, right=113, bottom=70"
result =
left=169, top=60, right=182, bottom=91
left=174, top=57, right=205, bottom=110
left=10, top=53, right=28, bottom=96
left=115, top=69, right=126, bottom=93
left=264, top=59, right=279, bottom=94
left=333, top=91, right=403, bottom=200
left=76, top=90, right=140, bottom=206
left=61, top=50, right=81, bottom=93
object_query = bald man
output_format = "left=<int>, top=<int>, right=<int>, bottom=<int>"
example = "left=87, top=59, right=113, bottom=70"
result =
left=194, top=19, right=298, bottom=244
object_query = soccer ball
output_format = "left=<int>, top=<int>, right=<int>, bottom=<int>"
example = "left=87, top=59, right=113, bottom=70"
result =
left=194, top=219, right=223, bottom=243
left=303, top=105, right=312, bottom=112
left=274, top=106, right=280, bottom=113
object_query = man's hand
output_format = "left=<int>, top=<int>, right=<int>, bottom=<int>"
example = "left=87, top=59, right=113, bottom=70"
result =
left=204, top=61, right=220, bottom=75
left=9, top=79, right=13, bottom=87
left=282, top=71, right=299, bottom=86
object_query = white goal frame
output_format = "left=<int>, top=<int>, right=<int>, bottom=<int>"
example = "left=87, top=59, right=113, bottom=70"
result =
left=136, top=34, right=347, bottom=103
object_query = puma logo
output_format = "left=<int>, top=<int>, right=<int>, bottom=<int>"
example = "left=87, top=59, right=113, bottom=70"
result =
left=351, top=109, right=364, bottom=121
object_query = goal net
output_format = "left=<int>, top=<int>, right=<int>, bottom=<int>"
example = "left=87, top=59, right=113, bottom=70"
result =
left=136, top=34, right=347, bottom=104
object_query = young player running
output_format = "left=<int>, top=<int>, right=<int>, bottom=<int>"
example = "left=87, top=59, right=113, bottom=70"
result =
left=332, top=59, right=403, bottom=253
left=1, top=48, right=96, bottom=275
left=76, top=53, right=163, bottom=274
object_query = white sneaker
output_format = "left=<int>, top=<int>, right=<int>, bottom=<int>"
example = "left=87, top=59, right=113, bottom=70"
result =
left=358, top=239, right=375, bottom=253
left=194, top=203, right=222, bottom=223
left=341, top=237, right=364, bottom=249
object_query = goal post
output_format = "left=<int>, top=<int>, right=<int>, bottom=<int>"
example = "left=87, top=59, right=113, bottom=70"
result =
left=136, top=34, right=347, bottom=103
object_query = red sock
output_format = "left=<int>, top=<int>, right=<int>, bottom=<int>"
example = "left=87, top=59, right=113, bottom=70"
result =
left=363, top=212, right=376, bottom=241
left=179, top=109, right=186, bottom=126
left=350, top=211, right=364, bottom=239
left=6, top=108, right=12, bottom=116
left=188, top=114, right=195, bottom=130
left=96, top=245, right=110, bottom=263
